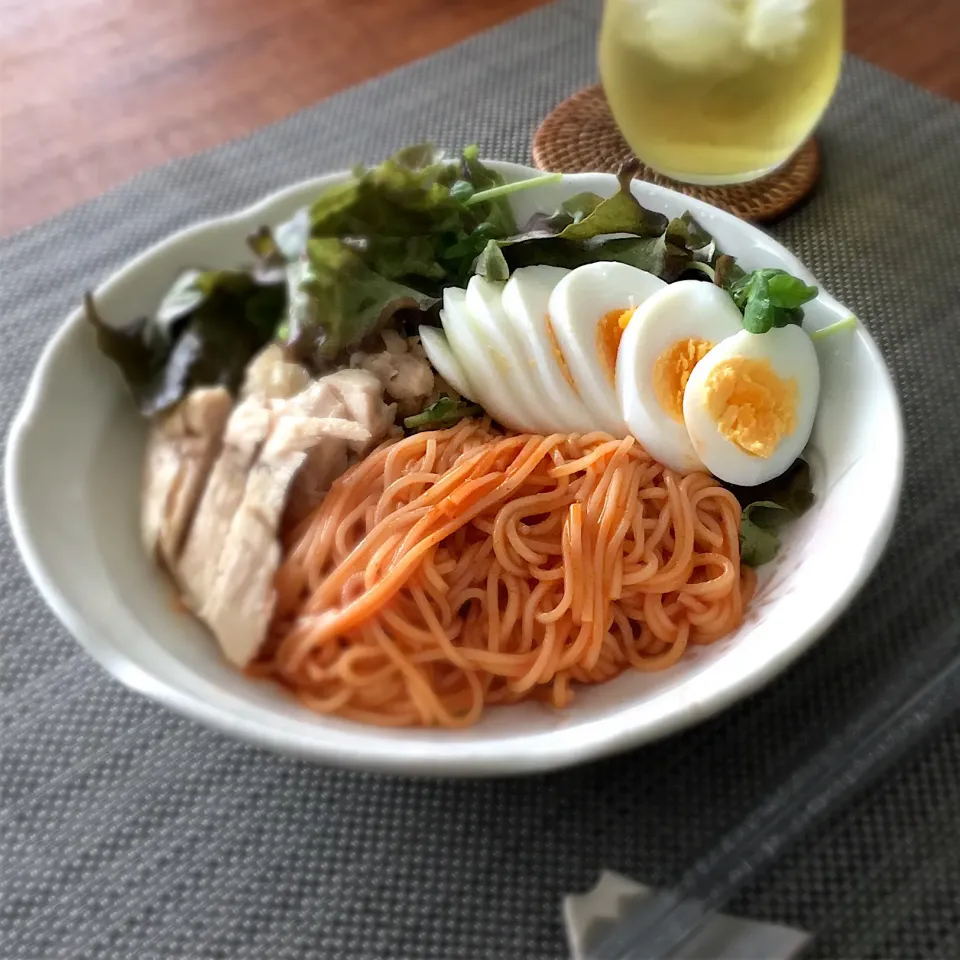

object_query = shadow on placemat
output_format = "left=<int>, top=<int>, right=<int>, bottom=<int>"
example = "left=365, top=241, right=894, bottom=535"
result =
left=2, top=2, right=960, bottom=958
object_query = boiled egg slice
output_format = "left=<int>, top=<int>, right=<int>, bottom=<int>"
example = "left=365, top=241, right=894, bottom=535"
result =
left=616, top=280, right=744, bottom=472
left=500, top=266, right=595, bottom=434
left=683, top=324, right=820, bottom=486
left=548, top=262, right=667, bottom=437
left=439, top=287, right=523, bottom=429
left=418, top=325, right=475, bottom=402
left=464, top=276, right=556, bottom=433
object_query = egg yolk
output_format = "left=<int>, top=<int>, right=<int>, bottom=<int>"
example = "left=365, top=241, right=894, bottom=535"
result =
left=653, top=338, right=714, bottom=423
left=597, top=308, right=635, bottom=384
left=704, top=357, right=798, bottom=458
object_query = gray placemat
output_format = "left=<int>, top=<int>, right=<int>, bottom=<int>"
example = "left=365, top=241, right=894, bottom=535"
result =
left=2, top=2, right=960, bottom=958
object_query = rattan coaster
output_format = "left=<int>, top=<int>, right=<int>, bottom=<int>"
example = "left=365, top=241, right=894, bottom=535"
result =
left=532, top=85, right=819, bottom=222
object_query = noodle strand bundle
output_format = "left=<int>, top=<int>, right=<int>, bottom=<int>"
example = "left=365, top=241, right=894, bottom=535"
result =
left=260, top=420, right=753, bottom=727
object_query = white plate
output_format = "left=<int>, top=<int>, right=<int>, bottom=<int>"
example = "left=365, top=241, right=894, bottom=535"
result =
left=5, top=163, right=903, bottom=776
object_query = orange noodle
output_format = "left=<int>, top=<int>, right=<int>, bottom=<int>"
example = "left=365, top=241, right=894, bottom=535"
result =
left=257, top=419, right=754, bottom=727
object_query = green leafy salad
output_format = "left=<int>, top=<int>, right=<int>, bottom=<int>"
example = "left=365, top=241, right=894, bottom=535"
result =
left=85, top=143, right=842, bottom=566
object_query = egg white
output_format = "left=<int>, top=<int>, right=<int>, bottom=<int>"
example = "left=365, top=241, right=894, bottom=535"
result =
left=499, top=266, right=595, bottom=433
left=439, top=288, right=524, bottom=429
left=683, top=324, right=820, bottom=486
left=548, top=262, right=666, bottom=437
left=616, top=280, right=744, bottom=473
left=418, top=325, right=475, bottom=401
left=464, top=277, right=556, bottom=433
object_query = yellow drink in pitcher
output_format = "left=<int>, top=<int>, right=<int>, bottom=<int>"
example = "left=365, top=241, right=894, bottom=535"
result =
left=599, top=0, right=843, bottom=184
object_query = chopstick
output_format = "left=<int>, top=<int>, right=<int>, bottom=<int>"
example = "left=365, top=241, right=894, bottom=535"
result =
left=587, top=619, right=960, bottom=960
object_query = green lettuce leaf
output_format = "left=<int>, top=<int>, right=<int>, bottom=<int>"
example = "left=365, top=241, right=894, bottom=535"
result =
left=509, top=161, right=667, bottom=243
left=343, top=235, right=447, bottom=283
left=85, top=269, right=284, bottom=417
left=739, top=501, right=788, bottom=567
left=664, top=209, right=714, bottom=253
left=403, top=395, right=483, bottom=432
left=308, top=152, right=461, bottom=242
left=473, top=161, right=715, bottom=283
left=712, top=253, right=745, bottom=291
left=475, top=240, right=511, bottom=282
left=247, top=144, right=520, bottom=361
left=481, top=230, right=706, bottom=283
left=727, top=459, right=815, bottom=567
left=457, top=144, right=515, bottom=239
left=727, top=268, right=818, bottom=334
left=282, top=143, right=517, bottom=286
left=285, top=239, right=438, bottom=363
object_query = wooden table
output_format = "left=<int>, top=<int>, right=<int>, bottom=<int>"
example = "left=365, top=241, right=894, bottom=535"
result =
left=2, top=0, right=958, bottom=235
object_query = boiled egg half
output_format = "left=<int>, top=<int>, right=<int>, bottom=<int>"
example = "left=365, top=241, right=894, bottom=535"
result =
left=683, top=324, right=820, bottom=486
left=547, top=262, right=666, bottom=436
left=615, top=280, right=744, bottom=473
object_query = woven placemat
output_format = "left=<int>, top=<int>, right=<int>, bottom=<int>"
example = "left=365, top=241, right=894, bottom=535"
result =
left=532, top=84, right=820, bottom=221
left=2, top=2, right=960, bottom=958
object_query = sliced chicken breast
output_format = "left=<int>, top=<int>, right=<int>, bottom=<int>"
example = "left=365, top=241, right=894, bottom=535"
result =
left=141, top=387, right=232, bottom=570
left=350, top=331, right=436, bottom=402
left=241, top=343, right=312, bottom=401
left=199, top=412, right=371, bottom=667
left=176, top=401, right=274, bottom=613
left=175, top=368, right=394, bottom=667
left=285, top=369, right=398, bottom=527
left=353, top=350, right=435, bottom=400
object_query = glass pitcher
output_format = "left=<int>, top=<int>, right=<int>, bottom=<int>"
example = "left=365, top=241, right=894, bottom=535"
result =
left=599, top=0, right=843, bottom=185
